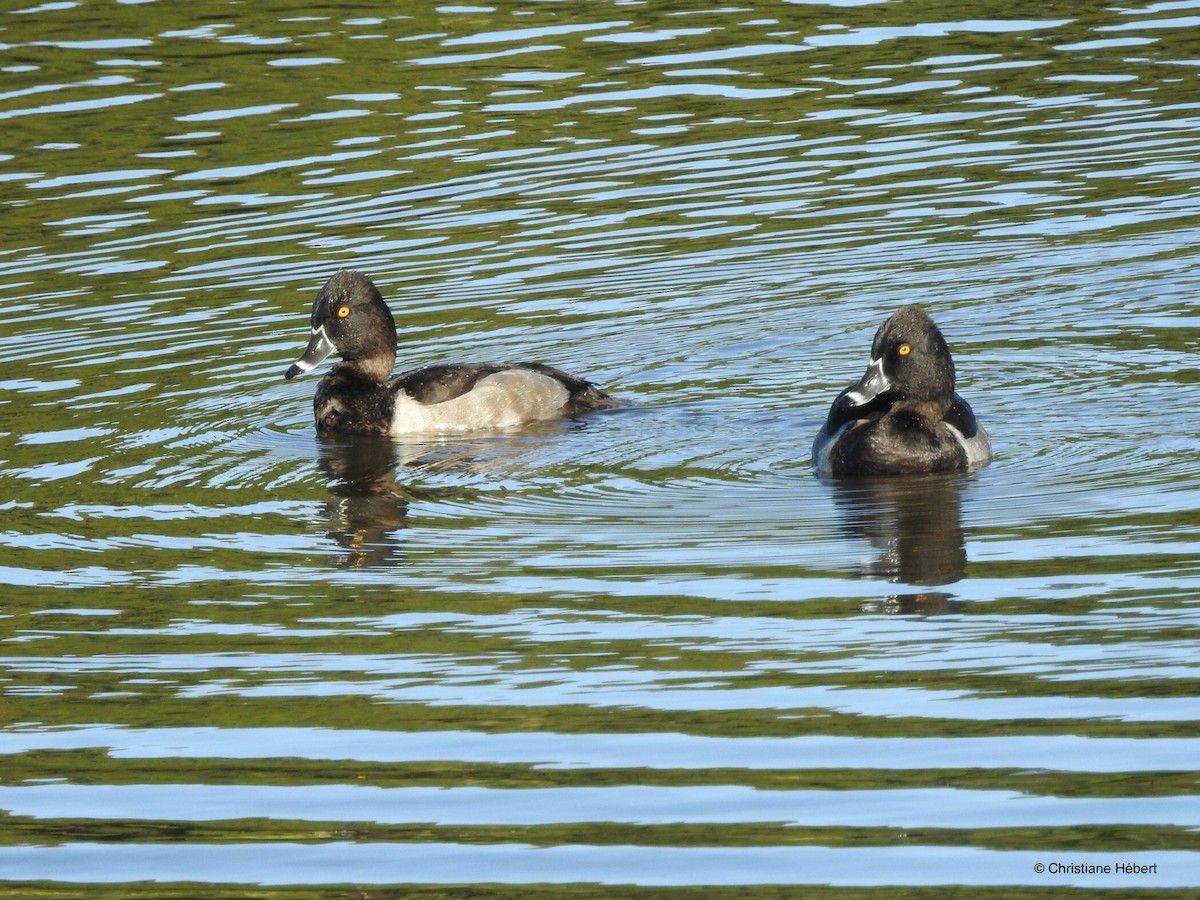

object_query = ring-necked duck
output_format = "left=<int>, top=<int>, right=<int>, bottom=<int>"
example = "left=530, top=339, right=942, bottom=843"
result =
left=285, top=270, right=624, bottom=436
left=812, top=306, right=991, bottom=476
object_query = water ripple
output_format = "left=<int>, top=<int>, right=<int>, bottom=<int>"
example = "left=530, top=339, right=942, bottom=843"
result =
left=2, top=1, right=1199, bottom=893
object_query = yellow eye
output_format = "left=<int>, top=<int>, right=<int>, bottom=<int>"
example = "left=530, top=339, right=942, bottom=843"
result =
left=337, top=305, right=351, bottom=319
left=897, top=343, right=912, bottom=357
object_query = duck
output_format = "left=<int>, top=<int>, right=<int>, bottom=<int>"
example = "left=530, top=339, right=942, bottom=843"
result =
left=285, top=269, right=624, bottom=436
left=812, top=305, right=991, bottom=476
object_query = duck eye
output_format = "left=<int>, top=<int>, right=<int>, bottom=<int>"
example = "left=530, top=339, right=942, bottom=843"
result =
left=897, top=343, right=912, bottom=357
left=337, top=306, right=351, bottom=319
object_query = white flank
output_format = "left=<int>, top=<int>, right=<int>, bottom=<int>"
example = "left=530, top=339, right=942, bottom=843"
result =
left=954, top=420, right=993, bottom=470
left=390, top=369, right=571, bottom=435
left=813, top=420, right=855, bottom=474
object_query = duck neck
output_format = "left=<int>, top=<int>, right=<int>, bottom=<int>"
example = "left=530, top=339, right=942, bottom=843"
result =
left=336, top=353, right=395, bottom=384
left=897, top=396, right=952, bottom=423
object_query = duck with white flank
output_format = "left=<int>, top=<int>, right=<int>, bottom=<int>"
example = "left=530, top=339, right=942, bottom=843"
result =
left=286, top=270, right=624, bottom=436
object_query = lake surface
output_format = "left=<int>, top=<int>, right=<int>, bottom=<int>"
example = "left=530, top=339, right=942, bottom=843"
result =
left=2, top=1, right=1199, bottom=897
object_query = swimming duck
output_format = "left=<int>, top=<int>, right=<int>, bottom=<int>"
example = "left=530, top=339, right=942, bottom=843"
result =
left=285, top=270, right=624, bottom=436
left=812, top=306, right=991, bottom=476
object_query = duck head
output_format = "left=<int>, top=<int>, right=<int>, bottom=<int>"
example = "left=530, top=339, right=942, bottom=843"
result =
left=842, top=305, right=956, bottom=415
left=285, top=270, right=398, bottom=383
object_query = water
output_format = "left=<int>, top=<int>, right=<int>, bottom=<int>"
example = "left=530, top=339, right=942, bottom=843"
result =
left=2, top=1, right=1199, bottom=896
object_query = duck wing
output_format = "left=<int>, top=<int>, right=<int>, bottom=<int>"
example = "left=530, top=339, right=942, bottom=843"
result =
left=944, top=392, right=981, bottom=439
left=391, top=364, right=511, bottom=405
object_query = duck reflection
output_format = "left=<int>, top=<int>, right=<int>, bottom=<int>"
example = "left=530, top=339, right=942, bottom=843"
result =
left=315, top=422, right=577, bottom=569
left=317, top=433, right=410, bottom=568
left=829, top=474, right=970, bottom=614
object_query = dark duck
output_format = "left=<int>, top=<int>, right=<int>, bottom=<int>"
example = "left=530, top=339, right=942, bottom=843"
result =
left=813, top=306, right=991, bottom=476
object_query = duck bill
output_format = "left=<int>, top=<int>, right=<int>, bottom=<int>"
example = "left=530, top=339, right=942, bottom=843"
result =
left=844, top=357, right=889, bottom=408
left=284, top=325, right=335, bottom=380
